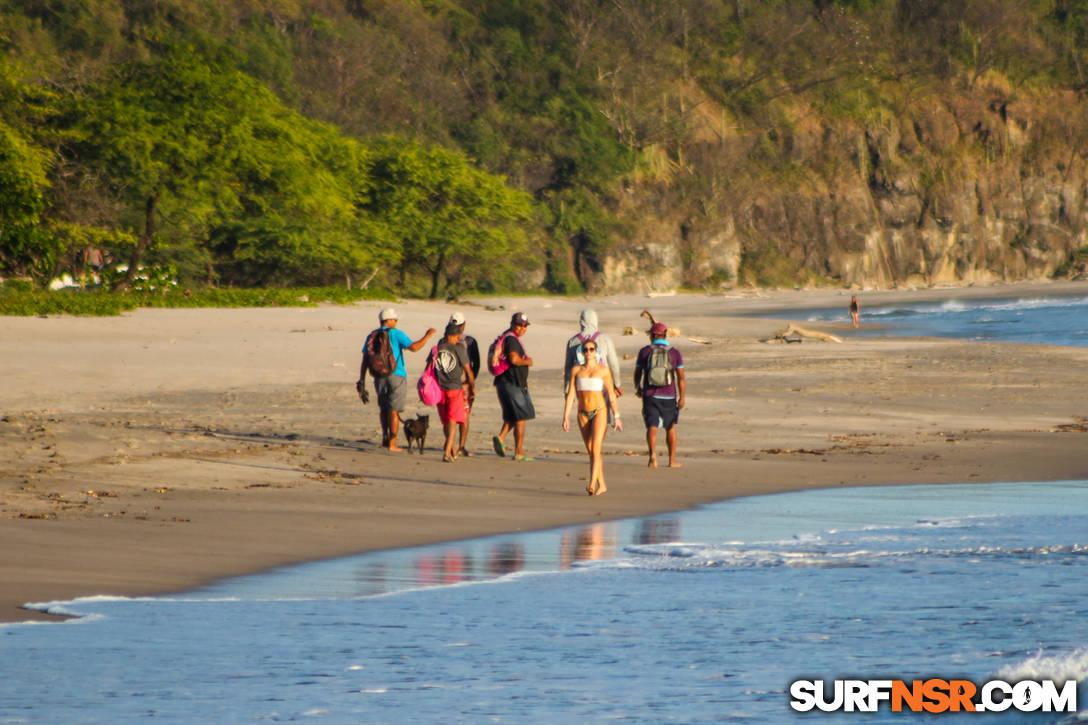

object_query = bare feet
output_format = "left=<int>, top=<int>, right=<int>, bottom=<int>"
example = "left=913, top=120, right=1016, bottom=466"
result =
left=668, top=459, right=682, bottom=468
left=647, top=455, right=657, bottom=468
left=387, top=443, right=404, bottom=452
left=593, top=481, right=607, bottom=496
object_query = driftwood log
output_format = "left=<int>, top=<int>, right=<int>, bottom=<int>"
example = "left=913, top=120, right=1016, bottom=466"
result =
left=768, top=323, right=843, bottom=344
left=638, top=310, right=682, bottom=337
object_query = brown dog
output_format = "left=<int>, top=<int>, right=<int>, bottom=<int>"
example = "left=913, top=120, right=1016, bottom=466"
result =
left=402, top=414, right=429, bottom=454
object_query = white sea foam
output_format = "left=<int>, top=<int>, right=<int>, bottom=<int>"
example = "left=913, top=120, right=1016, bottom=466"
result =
left=997, top=646, right=1088, bottom=683
left=615, top=539, right=1087, bottom=572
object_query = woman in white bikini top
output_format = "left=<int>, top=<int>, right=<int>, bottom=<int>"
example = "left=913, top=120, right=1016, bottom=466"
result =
left=562, top=340, right=621, bottom=496
left=575, top=377, right=604, bottom=392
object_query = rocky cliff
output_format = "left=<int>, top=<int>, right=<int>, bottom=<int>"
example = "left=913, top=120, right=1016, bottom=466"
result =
left=594, top=88, right=1088, bottom=293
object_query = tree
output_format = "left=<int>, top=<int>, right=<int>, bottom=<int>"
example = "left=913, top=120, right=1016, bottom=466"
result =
left=206, top=98, right=395, bottom=286
left=366, top=138, right=532, bottom=298
left=72, top=49, right=247, bottom=289
left=0, top=121, right=51, bottom=279
left=71, top=47, right=390, bottom=288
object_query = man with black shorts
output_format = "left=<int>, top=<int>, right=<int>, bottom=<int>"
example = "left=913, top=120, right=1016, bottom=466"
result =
left=633, top=321, right=686, bottom=468
left=492, top=312, right=535, bottom=461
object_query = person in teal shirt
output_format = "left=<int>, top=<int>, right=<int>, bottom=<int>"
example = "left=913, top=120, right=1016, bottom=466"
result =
left=361, top=308, right=436, bottom=451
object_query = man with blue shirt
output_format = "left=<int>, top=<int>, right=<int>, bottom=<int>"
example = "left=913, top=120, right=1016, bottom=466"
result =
left=633, top=321, right=686, bottom=468
left=360, top=308, right=436, bottom=452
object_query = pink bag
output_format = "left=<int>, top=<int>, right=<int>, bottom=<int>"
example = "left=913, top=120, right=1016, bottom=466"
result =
left=417, top=346, right=442, bottom=406
left=488, top=331, right=519, bottom=377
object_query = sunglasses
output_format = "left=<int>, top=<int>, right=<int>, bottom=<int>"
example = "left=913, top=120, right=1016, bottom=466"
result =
left=584, top=346, right=597, bottom=352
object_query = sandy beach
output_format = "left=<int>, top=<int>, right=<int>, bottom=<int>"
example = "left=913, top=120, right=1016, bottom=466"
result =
left=3, top=280, right=1088, bottom=623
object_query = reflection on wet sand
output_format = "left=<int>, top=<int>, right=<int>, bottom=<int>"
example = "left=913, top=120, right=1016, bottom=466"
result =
left=347, top=515, right=682, bottom=597
left=560, top=523, right=616, bottom=568
left=416, top=551, right=472, bottom=586
left=633, top=517, right=680, bottom=546
left=489, top=541, right=524, bottom=577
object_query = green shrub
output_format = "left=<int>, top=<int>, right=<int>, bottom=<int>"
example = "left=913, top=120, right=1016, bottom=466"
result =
left=1055, top=246, right=1088, bottom=279
left=0, top=288, right=138, bottom=316
left=0, top=285, right=391, bottom=316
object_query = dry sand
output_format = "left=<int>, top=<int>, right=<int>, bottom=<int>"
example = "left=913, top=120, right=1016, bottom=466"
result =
left=3, top=281, right=1088, bottom=623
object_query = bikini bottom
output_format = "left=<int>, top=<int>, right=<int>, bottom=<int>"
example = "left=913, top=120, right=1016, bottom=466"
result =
left=579, top=407, right=605, bottom=423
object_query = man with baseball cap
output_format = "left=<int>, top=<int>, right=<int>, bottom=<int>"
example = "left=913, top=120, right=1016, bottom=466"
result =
left=633, top=320, right=685, bottom=468
left=492, top=311, right=535, bottom=460
left=447, top=311, right=480, bottom=456
left=359, top=307, right=436, bottom=451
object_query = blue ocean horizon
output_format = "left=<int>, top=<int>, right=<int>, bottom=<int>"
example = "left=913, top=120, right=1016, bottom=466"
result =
left=772, top=291, right=1088, bottom=348
left=3, top=292, right=1087, bottom=723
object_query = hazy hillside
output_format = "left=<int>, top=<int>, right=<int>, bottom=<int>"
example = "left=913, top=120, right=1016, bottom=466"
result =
left=2, top=0, right=1087, bottom=295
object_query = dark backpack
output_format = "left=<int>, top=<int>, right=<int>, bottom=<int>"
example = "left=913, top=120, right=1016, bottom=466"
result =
left=646, top=345, right=674, bottom=388
left=365, top=328, right=396, bottom=378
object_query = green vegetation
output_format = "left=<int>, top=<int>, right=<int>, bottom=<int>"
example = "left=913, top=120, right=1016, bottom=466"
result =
left=1056, top=245, right=1088, bottom=279
left=1, top=0, right=1086, bottom=308
left=0, top=283, right=389, bottom=316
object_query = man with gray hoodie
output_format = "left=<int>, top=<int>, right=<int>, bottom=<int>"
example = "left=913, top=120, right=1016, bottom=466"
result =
left=563, top=309, right=623, bottom=398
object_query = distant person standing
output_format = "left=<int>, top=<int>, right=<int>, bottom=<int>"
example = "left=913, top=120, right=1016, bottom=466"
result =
left=563, top=308, right=622, bottom=400
left=434, top=323, right=476, bottom=462
left=491, top=312, right=535, bottom=461
left=359, top=308, right=436, bottom=452
left=633, top=321, right=685, bottom=468
left=447, top=311, right=480, bottom=456
left=850, top=295, right=860, bottom=328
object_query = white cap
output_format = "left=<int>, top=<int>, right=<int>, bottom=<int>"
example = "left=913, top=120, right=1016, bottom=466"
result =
left=449, top=311, right=466, bottom=325
left=379, top=307, right=397, bottom=322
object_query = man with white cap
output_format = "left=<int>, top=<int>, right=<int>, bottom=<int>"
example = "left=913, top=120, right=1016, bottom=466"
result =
left=447, top=311, right=480, bottom=455
left=359, top=307, right=436, bottom=451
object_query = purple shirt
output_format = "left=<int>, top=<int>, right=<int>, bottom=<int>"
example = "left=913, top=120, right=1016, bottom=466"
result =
left=635, top=341, right=684, bottom=398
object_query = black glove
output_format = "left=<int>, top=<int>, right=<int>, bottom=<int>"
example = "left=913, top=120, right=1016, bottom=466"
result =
left=356, top=379, right=369, bottom=404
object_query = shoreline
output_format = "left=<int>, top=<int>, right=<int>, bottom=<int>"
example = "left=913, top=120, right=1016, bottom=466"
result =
left=4, top=280, right=1088, bottom=623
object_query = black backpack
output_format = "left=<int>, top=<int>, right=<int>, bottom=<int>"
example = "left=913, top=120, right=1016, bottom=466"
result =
left=365, top=328, right=396, bottom=377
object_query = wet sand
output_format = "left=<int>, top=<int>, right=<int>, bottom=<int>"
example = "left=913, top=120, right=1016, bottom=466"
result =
left=3, top=280, right=1088, bottom=622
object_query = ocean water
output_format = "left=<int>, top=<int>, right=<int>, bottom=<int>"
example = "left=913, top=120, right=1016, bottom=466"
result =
left=3, top=481, right=1087, bottom=724
left=782, top=293, right=1088, bottom=348
left=4, top=293, right=1087, bottom=723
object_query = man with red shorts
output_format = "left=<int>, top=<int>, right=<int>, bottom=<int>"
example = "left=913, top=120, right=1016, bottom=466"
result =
left=434, top=323, right=476, bottom=462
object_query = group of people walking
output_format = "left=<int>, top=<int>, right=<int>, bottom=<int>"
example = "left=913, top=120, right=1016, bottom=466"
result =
left=358, top=307, right=686, bottom=496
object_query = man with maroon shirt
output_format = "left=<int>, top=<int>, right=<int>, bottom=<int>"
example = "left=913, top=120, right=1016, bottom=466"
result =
left=633, top=321, right=686, bottom=468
